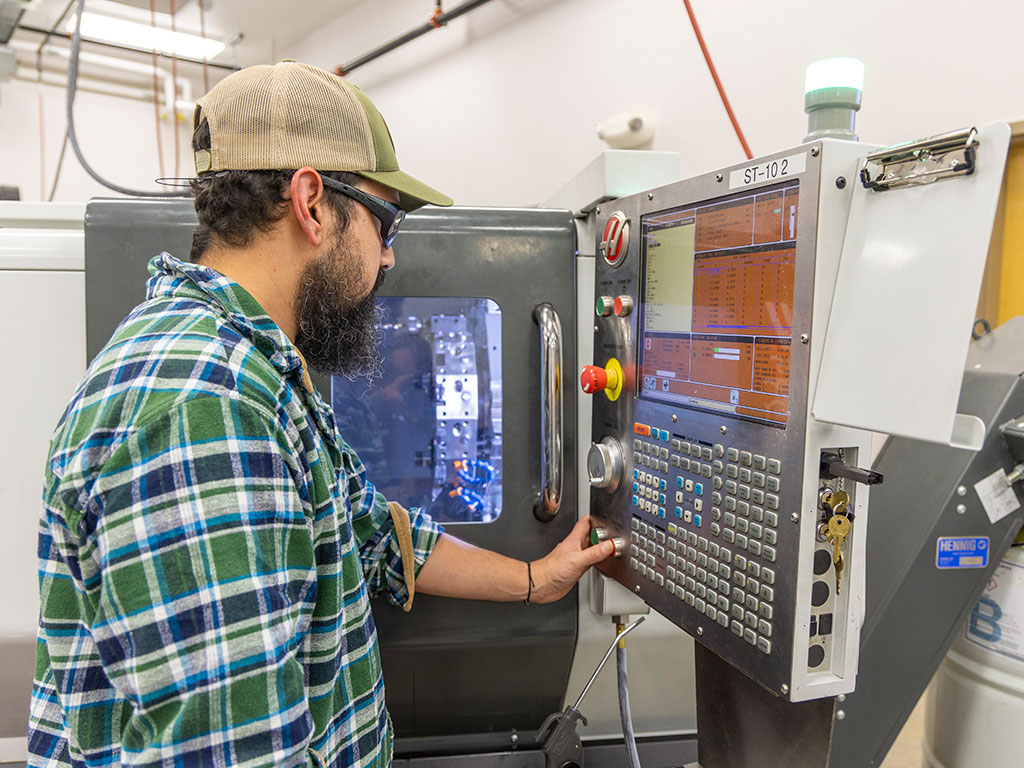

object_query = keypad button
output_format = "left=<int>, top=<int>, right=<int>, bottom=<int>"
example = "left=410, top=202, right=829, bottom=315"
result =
left=720, top=563, right=731, bottom=579
left=671, top=439, right=683, bottom=451
left=731, top=604, right=744, bottom=620
left=751, top=506, right=764, bottom=522
left=724, top=511, right=737, bottom=529
left=725, top=497, right=737, bottom=512
left=667, top=552, right=677, bottom=565
left=660, top=461, right=669, bottom=473
left=660, top=447, right=669, bottom=460
left=631, top=518, right=640, bottom=530
left=736, top=518, right=749, bottom=533
left=737, top=501, right=750, bottom=517
left=767, top=458, right=781, bottom=474
left=676, top=491, right=684, bottom=503
left=744, top=628, right=757, bottom=646
left=719, top=547, right=732, bottom=563
left=749, top=523, right=763, bottom=539
left=734, top=554, right=747, bottom=571
left=708, top=557, right=719, bottom=573
left=711, top=506, right=722, bottom=521
left=709, top=542, right=720, bottom=557
left=759, top=602, right=773, bottom=620
left=712, top=491, right=723, bottom=505
left=767, top=476, right=780, bottom=493
left=707, top=574, right=718, bottom=591
left=731, top=620, right=744, bottom=637
left=717, top=594, right=729, bottom=611
left=738, top=486, right=751, bottom=500
left=757, top=636, right=771, bottom=654
left=764, top=529, right=777, bottom=545
left=726, top=480, right=738, bottom=495
left=752, top=472, right=766, bottom=488
left=745, top=610, right=758, bottom=629
left=685, top=592, right=695, bottom=606
left=766, top=494, right=779, bottom=510
left=740, top=451, right=753, bottom=466
left=700, top=447, right=711, bottom=461
left=723, top=529, right=735, bottom=543
left=710, top=522, right=721, bottom=536
left=681, top=441, right=691, bottom=454
left=739, top=468, right=752, bottom=483
left=689, top=444, right=701, bottom=457
left=655, top=573, right=665, bottom=587
left=714, top=444, right=725, bottom=458
left=695, top=482, right=704, bottom=496
left=712, top=460, right=724, bottom=474
left=701, top=464, right=711, bottom=478
left=713, top=476, right=723, bottom=490
left=763, top=546, right=776, bottom=562
left=684, top=509, right=693, bottom=523
left=634, top=452, right=642, bottom=464
left=695, top=584, right=706, bottom=600
left=727, top=448, right=739, bottom=462
left=745, top=593, right=759, bottom=612
left=735, top=533, right=748, bottom=549
left=718, top=611, right=730, bottom=628
left=758, top=619, right=772, bottom=637
left=675, top=507, right=683, bottom=519
left=746, top=577, right=760, bottom=595
left=751, top=489, right=765, bottom=504
left=687, top=533, right=698, bottom=547
left=760, top=585, right=774, bottom=602
left=753, top=454, right=767, bottom=470
left=671, top=455, right=681, bottom=468
left=677, top=457, right=688, bottom=470
left=732, top=586, right=745, bottom=603
left=656, top=545, right=665, bottom=558
left=766, top=511, right=779, bottom=527
left=748, top=540, right=762, bottom=556
left=747, top=561, right=760, bottom=578
left=643, top=443, right=651, bottom=454
left=726, top=464, right=739, bottom=478
left=686, top=576, right=697, bottom=591
left=686, top=563, right=697, bottom=577
left=698, top=537, right=709, bottom=552
left=630, top=557, right=638, bottom=570
left=691, top=462, right=702, bottom=475
left=705, top=603, right=717, bottom=620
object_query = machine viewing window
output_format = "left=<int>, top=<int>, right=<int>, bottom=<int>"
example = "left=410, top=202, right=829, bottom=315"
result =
left=331, top=297, right=503, bottom=523
left=637, top=181, right=799, bottom=426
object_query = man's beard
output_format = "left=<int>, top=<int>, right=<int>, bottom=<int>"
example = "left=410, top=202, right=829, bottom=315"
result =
left=294, top=238, right=386, bottom=380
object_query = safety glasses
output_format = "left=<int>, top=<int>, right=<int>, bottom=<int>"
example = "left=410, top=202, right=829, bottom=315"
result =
left=319, top=174, right=405, bottom=249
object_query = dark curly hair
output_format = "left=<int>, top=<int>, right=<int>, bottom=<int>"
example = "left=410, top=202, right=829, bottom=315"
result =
left=188, top=116, right=361, bottom=262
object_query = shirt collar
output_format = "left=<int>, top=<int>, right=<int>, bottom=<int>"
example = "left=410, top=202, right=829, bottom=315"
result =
left=146, top=253, right=340, bottom=445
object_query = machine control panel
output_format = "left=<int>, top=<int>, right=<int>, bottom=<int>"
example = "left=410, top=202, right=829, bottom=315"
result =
left=584, top=141, right=874, bottom=702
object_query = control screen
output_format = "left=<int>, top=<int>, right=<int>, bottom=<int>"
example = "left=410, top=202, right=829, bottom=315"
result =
left=637, top=180, right=799, bottom=426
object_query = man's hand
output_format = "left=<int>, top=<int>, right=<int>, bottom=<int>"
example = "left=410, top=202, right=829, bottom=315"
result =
left=529, top=515, right=616, bottom=604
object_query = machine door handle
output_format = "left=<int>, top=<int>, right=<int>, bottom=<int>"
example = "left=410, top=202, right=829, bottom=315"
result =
left=533, top=303, right=563, bottom=521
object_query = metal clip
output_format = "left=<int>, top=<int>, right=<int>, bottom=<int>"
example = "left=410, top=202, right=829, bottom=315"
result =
left=860, top=127, right=979, bottom=191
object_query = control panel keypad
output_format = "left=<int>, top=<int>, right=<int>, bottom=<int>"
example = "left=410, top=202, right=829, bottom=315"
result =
left=627, top=426, right=785, bottom=656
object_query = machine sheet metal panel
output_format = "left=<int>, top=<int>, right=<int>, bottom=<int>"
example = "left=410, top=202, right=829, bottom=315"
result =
left=813, top=122, right=1011, bottom=449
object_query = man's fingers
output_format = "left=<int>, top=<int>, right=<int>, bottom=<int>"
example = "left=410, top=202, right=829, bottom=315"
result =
left=579, top=539, right=616, bottom=567
left=571, top=515, right=594, bottom=547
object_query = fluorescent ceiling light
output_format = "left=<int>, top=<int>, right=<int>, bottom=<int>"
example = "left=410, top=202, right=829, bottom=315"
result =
left=804, top=57, right=865, bottom=94
left=65, top=11, right=224, bottom=60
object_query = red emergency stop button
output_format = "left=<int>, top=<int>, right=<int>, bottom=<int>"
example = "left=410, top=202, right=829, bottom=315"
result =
left=613, top=295, right=634, bottom=317
left=580, top=364, right=620, bottom=394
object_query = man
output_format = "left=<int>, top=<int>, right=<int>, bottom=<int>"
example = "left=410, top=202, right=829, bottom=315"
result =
left=29, top=62, right=614, bottom=768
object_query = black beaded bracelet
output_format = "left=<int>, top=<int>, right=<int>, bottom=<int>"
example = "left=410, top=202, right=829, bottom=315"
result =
left=524, top=561, right=536, bottom=605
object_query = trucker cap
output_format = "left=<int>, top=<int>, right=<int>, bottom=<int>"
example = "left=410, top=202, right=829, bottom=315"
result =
left=193, top=61, right=452, bottom=212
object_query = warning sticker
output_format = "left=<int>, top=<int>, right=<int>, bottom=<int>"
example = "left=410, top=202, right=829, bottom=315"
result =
left=936, top=536, right=990, bottom=569
left=973, top=468, right=1021, bottom=525
left=965, top=557, right=1024, bottom=667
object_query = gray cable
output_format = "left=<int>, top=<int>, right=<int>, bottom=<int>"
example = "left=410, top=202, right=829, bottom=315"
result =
left=616, top=644, right=642, bottom=768
left=65, top=0, right=189, bottom=197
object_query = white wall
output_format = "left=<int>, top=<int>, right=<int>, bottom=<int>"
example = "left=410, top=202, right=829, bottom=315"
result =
left=0, top=74, right=193, bottom=202
left=286, top=0, right=1024, bottom=207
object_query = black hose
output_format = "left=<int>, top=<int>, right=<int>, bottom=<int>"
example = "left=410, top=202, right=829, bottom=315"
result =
left=616, top=644, right=642, bottom=768
left=65, top=0, right=189, bottom=197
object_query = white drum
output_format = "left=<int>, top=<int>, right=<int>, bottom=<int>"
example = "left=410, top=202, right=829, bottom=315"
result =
left=924, top=542, right=1024, bottom=768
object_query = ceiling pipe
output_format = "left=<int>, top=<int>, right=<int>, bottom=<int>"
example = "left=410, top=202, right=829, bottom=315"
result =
left=16, top=22, right=238, bottom=71
left=336, top=0, right=495, bottom=76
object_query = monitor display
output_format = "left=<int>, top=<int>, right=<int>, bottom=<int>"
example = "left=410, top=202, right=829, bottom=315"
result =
left=637, top=181, right=799, bottom=426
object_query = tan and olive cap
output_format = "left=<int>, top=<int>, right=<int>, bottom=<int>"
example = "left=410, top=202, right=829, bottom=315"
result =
left=193, top=61, right=452, bottom=211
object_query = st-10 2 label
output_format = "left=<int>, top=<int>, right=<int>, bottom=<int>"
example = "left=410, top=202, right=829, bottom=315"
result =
left=729, top=153, right=807, bottom=189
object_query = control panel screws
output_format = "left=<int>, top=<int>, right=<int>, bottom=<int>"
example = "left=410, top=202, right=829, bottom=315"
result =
left=836, top=709, right=846, bottom=721
left=800, top=333, right=809, bottom=344
left=837, top=694, right=846, bottom=703
left=596, top=207, right=601, bottom=215
left=648, top=193, right=654, bottom=201
left=720, top=425, right=728, bottom=435
left=635, top=585, right=641, bottom=594
left=781, top=683, right=790, bottom=694
left=957, top=485, right=967, bottom=497
left=511, top=733, right=519, bottom=744
left=697, top=626, right=704, bottom=636
left=835, top=176, right=847, bottom=189
left=715, top=173, right=724, bottom=182
left=956, top=504, right=967, bottom=515
left=810, top=146, right=820, bottom=157
left=671, top=414, right=678, bottom=422
left=791, top=512, right=800, bottom=523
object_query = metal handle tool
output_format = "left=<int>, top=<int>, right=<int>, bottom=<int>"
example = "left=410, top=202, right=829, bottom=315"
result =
left=537, top=617, right=646, bottom=768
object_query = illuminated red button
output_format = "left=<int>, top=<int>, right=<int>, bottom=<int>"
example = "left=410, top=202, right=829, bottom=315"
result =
left=634, top=422, right=651, bottom=436
left=613, top=295, right=634, bottom=317
left=580, top=364, right=619, bottom=394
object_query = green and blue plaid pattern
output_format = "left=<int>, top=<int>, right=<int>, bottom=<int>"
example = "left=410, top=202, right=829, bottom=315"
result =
left=29, top=253, right=442, bottom=767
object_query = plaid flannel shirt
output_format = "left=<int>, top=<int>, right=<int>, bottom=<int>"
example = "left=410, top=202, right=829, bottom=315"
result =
left=29, top=253, right=442, bottom=768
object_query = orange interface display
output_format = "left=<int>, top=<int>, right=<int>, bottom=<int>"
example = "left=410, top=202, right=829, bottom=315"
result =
left=638, top=180, right=799, bottom=427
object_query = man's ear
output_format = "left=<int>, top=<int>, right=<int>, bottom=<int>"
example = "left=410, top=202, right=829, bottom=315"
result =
left=290, top=167, right=328, bottom=247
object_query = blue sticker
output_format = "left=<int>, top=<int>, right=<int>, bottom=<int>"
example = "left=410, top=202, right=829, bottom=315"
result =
left=936, top=536, right=990, bottom=569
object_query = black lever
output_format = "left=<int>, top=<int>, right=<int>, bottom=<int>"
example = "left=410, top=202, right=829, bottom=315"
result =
left=820, top=453, right=884, bottom=486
